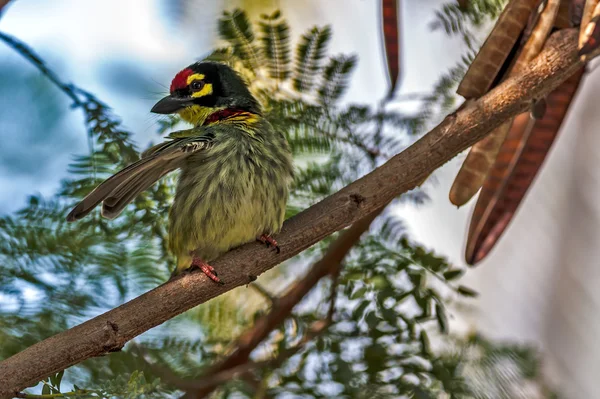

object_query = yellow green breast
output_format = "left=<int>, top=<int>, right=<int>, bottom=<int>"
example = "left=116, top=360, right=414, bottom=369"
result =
left=167, top=123, right=292, bottom=272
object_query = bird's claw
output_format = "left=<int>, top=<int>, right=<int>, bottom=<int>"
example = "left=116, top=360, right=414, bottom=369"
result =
left=190, top=257, right=224, bottom=285
left=257, top=234, right=280, bottom=254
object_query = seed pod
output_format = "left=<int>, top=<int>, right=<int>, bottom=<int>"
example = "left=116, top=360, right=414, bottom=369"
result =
left=465, top=68, right=585, bottom=264
left=450, top=0, right=560, bottom=206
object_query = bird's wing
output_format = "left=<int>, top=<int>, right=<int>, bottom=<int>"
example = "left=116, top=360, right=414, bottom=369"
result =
left=66, top=130, right=215, bottom=222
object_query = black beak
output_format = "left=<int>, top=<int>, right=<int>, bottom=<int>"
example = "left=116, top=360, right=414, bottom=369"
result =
left=151, top=95, right=190, bottom=114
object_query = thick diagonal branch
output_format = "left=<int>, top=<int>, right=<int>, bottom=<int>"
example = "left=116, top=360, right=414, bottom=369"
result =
left=0, top=28, right=583, bottom=399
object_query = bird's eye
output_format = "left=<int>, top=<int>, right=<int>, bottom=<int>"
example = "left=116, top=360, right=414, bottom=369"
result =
left=190, top=80, right=204, bottom=91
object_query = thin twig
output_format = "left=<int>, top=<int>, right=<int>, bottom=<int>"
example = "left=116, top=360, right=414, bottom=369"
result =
left=0, top=32, right=109, bottom=183
left=0, top=32, right=82, bottom=106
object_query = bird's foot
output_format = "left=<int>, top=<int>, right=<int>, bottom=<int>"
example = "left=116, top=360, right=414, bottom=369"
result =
left=257, top=234, right=280, bottom=254
left=190, top=257, right=224, bottom=285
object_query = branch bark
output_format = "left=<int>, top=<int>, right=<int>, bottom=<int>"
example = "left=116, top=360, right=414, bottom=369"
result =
left=0, top=28, right=583, bottom=399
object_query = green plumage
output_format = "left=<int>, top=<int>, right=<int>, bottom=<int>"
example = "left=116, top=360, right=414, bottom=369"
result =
left=169, top=118, right=293, bottom=271
left=67, top=61, right=294, bottom=277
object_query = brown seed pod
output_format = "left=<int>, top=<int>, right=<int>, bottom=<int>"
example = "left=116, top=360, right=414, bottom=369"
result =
left=456, top=0, right=540, bottom=99
left=579, top=0, right=599, bottom=46
left=465, top=68, right=585, bottom=265
left=579, top=0, right=600, bottom=57
left=450, top=0, right=560, bottom=206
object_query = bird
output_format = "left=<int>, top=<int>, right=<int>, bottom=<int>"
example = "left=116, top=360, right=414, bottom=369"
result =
left=66, top=61, right=294, bottom=284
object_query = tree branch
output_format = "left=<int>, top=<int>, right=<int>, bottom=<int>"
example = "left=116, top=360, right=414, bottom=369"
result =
left=0, top=28, right=583, bottom=399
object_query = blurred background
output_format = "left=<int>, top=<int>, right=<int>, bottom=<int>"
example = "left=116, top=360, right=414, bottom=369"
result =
left=1, top=0, right=599, bottom=398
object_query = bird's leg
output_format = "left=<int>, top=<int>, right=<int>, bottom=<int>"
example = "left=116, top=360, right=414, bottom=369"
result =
left=190, top=257, right=224, bottom=285
left=257, top=234, right=280, bottom=254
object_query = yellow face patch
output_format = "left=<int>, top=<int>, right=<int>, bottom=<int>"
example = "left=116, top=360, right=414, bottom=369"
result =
left=186, top=73, right=205, bottom=85
left=191, top=83, right=213, bottom=98
left=186, top=73, right=213, bottom=98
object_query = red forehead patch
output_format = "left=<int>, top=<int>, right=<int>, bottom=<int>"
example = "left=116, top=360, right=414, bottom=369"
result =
left=170, top=68, right=193, bottom=93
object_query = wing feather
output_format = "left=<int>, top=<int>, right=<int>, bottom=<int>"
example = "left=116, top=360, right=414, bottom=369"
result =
left=101, top=163, right=174, bottom=219
left=66, top=132, right=213, bottom=222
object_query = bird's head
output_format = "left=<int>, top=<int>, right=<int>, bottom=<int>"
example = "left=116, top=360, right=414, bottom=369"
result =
left=151, top=61, right=260, bottom=125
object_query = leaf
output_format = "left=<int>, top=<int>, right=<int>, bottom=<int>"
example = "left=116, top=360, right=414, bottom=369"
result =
left=435, top=303, right=449, bottom=334
left=333, top=358, right=354, bottom=382
left=381, top=307, right=397, bottom=325
left=419, top=330, right=431, bottom=356
left=365, top=311, right=379, bottom=329
left=443, top=269, right=464, bottom=280
left=409, top=270, right=426, bottom=292
left=350, top=287, right=368, bottom=300
left=353, top=300, right=369, bottom=320
left=258, top=10, right=291, bottom=81
left=293, top=25, right=332, bottom=92
left=317, top=55, right=357, bottom=105
left=412, top=387, right=437, bottom=399
left=50, top=370, right=64, bottom=390
left=457, top=285, right=479, bottom=297
left=370, top=275, right=390, bottom=290
left=364, top=343, right=387, bottom=375
left=218, top=9, right=261, bottom=71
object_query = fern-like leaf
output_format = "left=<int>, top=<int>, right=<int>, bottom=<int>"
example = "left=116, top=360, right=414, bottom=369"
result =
left=292, top=26, right=332, bottom=92
left=317, top=55, right=357, bottom=105
left=258, top=10, right=291, bottom=81
left=430, top=0, right=507, bottom=49
left=218, top=9, right=261, bottom=71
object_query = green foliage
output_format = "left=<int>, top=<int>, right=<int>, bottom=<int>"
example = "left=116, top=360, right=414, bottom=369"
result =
left=261, top=232, right=467, bottom=398
left=218, top=9, right=261, bottom=71
left=20, top=370, right=164, bottom=399
left=431, top=0, right=507, bottom=50
left=258, top=10, right=291, bottom=81
left=428, top=333, right=557, bottom=398
left=317, top=55, right=357, bottom=106
left=293, top=25, right=332, bottom=93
